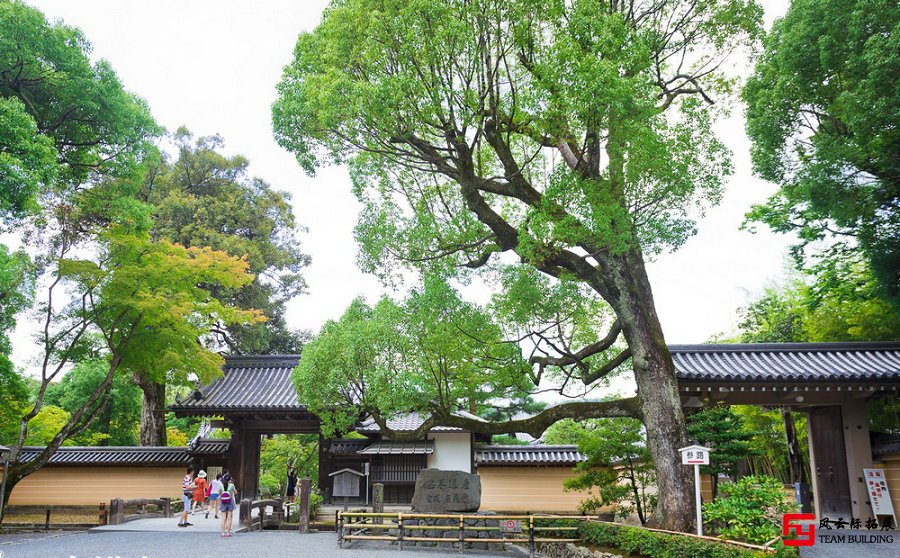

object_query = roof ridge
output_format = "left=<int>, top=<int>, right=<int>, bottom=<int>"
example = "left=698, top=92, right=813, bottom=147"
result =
left=668, top=341, right=900, bottom=353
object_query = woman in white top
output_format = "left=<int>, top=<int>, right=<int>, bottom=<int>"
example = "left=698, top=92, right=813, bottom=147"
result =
left=207, top=473, right=225, bottom=519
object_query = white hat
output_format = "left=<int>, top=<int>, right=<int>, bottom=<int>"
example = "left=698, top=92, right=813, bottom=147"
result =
left=198, top=470, right=207, bottom=478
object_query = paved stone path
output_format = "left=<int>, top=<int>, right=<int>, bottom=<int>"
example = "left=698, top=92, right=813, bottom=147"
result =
left=0, top=530, right=519, bottom=558
left=91, top=506, right=249, bottom=533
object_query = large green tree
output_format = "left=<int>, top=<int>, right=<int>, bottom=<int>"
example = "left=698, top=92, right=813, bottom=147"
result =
left=295, top=278, right=534, bottom=436
left=131, top=128, right=309, bottom=445
left=743, top=0, right=900, bottom=303
left=273, top=0, right=762, bottom=530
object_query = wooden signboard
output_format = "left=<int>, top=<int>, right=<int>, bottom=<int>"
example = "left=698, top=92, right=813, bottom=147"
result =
left=863, top=468, right=897, bottom=526
left=330, top=468, right=363, bottom=498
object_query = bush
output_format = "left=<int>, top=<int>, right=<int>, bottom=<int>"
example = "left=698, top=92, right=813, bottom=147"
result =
left=579, top=521, right=798, bottom=558
left=703, top=475, right=795, bottom=545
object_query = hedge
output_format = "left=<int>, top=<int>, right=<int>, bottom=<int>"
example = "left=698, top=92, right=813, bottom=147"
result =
left=578, top=521, right=798, bottom=558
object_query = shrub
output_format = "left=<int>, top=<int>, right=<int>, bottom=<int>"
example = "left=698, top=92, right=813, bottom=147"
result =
left=579, top=521, right=798, bottom=558
left=703, top=475, right=795, bottom=545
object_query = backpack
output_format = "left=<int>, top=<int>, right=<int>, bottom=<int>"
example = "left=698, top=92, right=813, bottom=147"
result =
left=220, top=490, right=233, bottom=506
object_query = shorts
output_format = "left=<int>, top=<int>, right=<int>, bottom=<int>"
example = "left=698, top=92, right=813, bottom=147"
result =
left=182, top=494, right=191, bottom=509
left=209, top=493, right=219, bottom=500
left=220, top=500, right=236, bottom=513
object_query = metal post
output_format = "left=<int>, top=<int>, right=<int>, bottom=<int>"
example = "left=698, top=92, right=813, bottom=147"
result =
left=694, top=463, right=703, bottom=537
left=528, top=515, right=535, bottom=558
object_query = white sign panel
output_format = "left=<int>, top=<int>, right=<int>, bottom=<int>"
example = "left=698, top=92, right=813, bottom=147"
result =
left=863, top=468, right=896, bottom=517
left=680, top=446, right=710, bottom=466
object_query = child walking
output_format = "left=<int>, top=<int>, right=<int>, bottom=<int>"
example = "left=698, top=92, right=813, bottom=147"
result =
left=219, top=479, right=237, bottom=537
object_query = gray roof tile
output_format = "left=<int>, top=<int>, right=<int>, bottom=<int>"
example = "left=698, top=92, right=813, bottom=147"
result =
left=358, top=440, right=434, bottom=455
left=475, top=445, right=585, bottom=466
left=670, top=342, right=900, bottom=383
left=16, top=446, right=193, bottom=467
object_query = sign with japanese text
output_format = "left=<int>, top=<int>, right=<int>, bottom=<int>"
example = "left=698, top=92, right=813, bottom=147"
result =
left=679, top=445, right=710, bottom=465
left=863, top=468, right=896, bottom=517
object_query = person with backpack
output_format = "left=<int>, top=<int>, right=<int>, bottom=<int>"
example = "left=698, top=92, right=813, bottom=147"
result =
left=178, top=467, right=195, bottom=528
left=219, top=479, right=237, bottom=537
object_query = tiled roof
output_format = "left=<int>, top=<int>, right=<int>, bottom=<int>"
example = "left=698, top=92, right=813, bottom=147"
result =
left=15, top=446, right=193, bottom=467
left=871, top=433, right=900, bottom=457
left=358, top=440, right=434, bottom=455
left=356, top=411, right=486, bottom=434
left=328, top=439, right=371, bottom=456
left=475, top=445, right=585, bottom=466
left=189, top=438, right=231, bottom=455
left=670, top=342, right=900, bottom=383
left=170, top=355, right=304, bottom=414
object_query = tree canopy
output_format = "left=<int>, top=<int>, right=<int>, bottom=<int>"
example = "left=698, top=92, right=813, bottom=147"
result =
left=274, top=0, right=763, bottom=530
left=294, top=277, right=535, bottom=437
left=743, top=0, right=900, bottom=303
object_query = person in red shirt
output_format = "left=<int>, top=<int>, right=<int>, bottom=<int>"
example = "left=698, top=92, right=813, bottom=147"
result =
left=192, top=470, right=208, bottom=515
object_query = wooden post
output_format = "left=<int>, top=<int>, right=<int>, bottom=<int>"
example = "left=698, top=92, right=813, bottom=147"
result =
left=337, top=510, right=342, bottom=548
left=98, top=502, right=106, bottom=526
left=372, top=483, right=384, bottom=525
left=239, top=498, right=252, bottom=528
left=161, top=497, right=171, bottom=518
left=458, top=514, right=465, bottom=553
left=398, top=512, right=404, bottom=551
left=44, top=508, right=51, bottom=529
left=298, top=477, right=311, bottom=533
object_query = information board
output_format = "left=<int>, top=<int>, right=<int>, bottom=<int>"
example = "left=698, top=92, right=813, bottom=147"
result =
left=863, top=468, right=896, bottom=519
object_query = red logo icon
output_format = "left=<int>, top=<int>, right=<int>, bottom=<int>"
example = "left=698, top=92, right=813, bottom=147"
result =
left=783, top=513, right=816, bottom=546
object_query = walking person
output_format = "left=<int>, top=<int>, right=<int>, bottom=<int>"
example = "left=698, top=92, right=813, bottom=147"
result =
left=191, top=470, right=208, bottom=515
left=207, top=473, right=223, bottom=519
left=219, top=479, right=237, bottom=537
left=177, top=466, right=195, bottom=528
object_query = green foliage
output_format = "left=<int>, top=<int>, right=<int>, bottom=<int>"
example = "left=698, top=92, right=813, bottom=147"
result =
left=579, top=521, right=795, bottom=558
left=0, top=97, right=55, bottom=217
left=686, top=405, right=758, bottom=496
left=0, top=0, right=160, bottom=191
left=142, top=128, right=309, bottom=354
left=23, top=405, right=70, bottom=446
left=294, top=277, right=532, bottom=436
left=551, top=418, right=656, bottom=524
left=743, top=0, right=900, bottom=303
left=703, top=475, right=795, bottom=545
left=0, top=245, right=33, bottom=374
left=0, top=365, right=29, bottom=444
left=732, top=406, right=808, bottom=484
left=44, top=359, right=141, bottom=446
left=258, top=434, right=318, bottom=497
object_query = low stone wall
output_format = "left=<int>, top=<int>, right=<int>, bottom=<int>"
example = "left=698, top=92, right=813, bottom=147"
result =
left=387, top=512, right=504, bottom=550
left=536, top=542, right=625, bottom=558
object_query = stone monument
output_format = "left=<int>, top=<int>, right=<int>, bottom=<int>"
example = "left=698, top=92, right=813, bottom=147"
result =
left=411, top=468, right=481, bottom=513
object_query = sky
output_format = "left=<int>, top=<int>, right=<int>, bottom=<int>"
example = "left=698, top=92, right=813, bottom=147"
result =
left=14, top=0, right=794, bottom=370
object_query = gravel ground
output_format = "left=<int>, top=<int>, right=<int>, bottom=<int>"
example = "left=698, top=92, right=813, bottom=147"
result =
left=0, top=530, right=523, bottom=558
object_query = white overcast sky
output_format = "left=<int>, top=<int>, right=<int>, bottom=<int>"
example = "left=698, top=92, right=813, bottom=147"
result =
left=14, top=0, right=794, bottom=370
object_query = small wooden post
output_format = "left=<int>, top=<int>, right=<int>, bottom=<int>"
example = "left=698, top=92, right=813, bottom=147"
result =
left=372, top=483, right=384, bottom=525
left=458, top=514, right=465, bottom=553
left=98, top=502, right=106, bottom=525
left=44, top=508, right=51, bottom=529
left=298, top=477, right=311, bottom=533
left=398, top=512, right=404, bottom=551
left=161, top=497, right=171, bottom=518
left=337, top=511, right=343, bottom=548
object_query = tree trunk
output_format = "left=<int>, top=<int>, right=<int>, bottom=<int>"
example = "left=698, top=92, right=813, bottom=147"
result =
left=782, top=407, right=807, bottom=484
left=134, top=372, right=167, bottom=446
left=603, top=249, right=694, bottom=532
